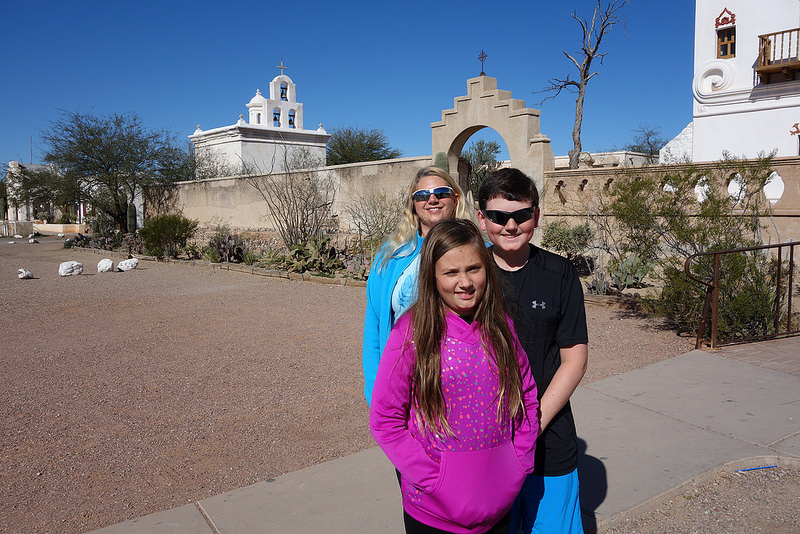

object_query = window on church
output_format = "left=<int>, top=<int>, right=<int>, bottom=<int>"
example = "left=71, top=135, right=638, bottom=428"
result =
left=256, top=113, right=261, bottom=124
left=288, top=110, right=295, bottom=128
left=280, top=83, right=288, bottom=101
left=717, top=27, right=735, bottom=59
left=273, top=109, right=281, bottom=127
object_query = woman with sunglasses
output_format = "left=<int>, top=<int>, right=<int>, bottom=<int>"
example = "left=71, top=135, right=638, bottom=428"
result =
left=361, top=166, right=471, bottom=405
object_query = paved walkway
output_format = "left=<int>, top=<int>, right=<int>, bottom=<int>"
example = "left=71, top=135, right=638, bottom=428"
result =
left=91, top=337, right=800, bottom=533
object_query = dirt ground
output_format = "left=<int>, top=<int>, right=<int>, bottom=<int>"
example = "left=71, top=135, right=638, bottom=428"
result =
left=0, top=236, right=795, bottom=533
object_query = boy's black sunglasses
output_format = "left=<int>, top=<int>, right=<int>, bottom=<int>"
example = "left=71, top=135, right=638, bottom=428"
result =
left=411, top=186, right=454, bottom=202
left=481, top=208, right=534, bottom=226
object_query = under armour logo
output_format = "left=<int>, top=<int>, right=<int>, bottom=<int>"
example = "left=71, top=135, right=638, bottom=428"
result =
left=531, top=300, right=546, bottom=310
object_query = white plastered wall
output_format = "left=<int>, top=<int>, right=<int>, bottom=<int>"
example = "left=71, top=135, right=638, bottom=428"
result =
left=692, top=0, right=800, bottom=161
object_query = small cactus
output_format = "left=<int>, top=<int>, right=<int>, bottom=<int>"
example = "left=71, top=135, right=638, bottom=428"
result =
left=434, top=152, right=449, bottom=172
left=608, top=254, right=653, bottom=290
left=127, top=203, right=137, bottom=232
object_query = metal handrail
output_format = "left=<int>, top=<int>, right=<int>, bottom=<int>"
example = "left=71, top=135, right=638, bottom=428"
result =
left=684, top=241, right=800, bottom=349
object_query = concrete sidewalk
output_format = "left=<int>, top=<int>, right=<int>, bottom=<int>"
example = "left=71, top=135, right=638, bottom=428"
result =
left=92, top=340, right=800, bottom=533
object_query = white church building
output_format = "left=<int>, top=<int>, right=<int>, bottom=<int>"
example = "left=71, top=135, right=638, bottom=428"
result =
left=190, top=65, right=330, bottom=175
left=662, top=0, right=800, bottom=162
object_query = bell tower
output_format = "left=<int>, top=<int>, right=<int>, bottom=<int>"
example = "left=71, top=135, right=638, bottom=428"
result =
left=191, top=61, right=330, bottom=174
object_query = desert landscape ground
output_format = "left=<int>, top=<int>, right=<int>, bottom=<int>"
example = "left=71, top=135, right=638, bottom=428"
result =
left=1, top=237, right=796, bottom=533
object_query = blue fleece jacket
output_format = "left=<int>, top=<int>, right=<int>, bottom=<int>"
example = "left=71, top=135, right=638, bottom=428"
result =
left=362, top=236, right=424, bottom=405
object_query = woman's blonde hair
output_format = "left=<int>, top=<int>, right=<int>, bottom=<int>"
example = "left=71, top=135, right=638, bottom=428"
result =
left=377, top=166, right=470, bottom=269
left=410, top=219, right=525, bottom=436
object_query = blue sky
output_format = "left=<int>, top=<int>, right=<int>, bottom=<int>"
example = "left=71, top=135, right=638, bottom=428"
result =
left=1, top=0, right=695, bottom=165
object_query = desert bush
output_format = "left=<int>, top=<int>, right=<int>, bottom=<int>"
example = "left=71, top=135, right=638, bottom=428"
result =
left=654, top=250, right=777, bottom=341
left=541, top=220, right=593, bottom=259
left=139, top=213, right=199, bottom=258
left=85, top=211, right=115, bottom=236
left=121, top=233, right=144, bottom=255
left=343, top=188, right=405, bottom=258
left=610, top=153, right=778, bottom=340
left=63, top=234, right=90, bottom=249
left=202, top=246, right=221, bottom=263
left=89, top=235, right=115, bottom=250
left=185, top=243, right=203, bottom=260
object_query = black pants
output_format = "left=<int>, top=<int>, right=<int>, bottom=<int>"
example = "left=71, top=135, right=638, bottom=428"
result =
left=403, top=509, right=512, bottom=534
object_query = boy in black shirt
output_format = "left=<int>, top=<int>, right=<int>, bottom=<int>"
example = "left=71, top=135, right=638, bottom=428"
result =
left=477, top=168, right=588, bottom=534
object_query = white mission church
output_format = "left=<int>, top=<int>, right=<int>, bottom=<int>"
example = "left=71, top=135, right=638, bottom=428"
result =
left=189, top=63, right=330, bottom=175
left=663, top=0, right=800, bottom=163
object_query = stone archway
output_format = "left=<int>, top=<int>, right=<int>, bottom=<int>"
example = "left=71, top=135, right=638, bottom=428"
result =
left=431, top=75, right=555, bottom=194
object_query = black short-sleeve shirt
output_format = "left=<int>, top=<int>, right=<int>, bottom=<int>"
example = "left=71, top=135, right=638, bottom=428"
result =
left=493, top=244, right=588, bottom=476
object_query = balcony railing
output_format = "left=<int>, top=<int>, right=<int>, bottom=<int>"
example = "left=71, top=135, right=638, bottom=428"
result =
left=684, top=241, right=800, bottom=349
left=757, top=27, right=800, bottom=83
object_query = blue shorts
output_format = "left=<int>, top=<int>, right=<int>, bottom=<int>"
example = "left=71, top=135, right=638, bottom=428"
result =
left=509, top=469, right=583, bottom=534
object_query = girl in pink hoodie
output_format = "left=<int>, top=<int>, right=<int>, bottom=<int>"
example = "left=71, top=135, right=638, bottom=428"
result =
left=370, top=219, right=539, bottom=534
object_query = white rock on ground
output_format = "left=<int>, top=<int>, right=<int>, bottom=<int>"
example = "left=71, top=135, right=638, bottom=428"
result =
left=28, top=239, right=38, bottom=244
left=58, top=261, right=84, bottom=276
left=97, top=259, right=114, bottom=273
left=27, top=234, right=34, bottom=239
left=8, top=241, right=16, bottom=244
left=117, top=258, right=139, bottom=271
left=13, top=234, right=23, bottom=239
left=17, top=269, right=33, bottom=279
left=57, top=233, right=65, bottom=238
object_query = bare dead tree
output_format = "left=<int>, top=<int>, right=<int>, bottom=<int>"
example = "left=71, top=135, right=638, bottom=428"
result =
left=244, top=144, right=337, bottom=248
left=539, top=0, right=628, bottom=169
left=343, top=187, right=405, bottom=259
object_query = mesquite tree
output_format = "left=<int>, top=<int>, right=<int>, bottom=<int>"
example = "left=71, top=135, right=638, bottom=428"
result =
left=43, top=111, right=193, bottom=232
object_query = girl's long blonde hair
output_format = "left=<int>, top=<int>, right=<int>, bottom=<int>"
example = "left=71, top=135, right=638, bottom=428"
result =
left=377, top=166, right=470, bottom=270
left=410, top=219, right=525, bottom=436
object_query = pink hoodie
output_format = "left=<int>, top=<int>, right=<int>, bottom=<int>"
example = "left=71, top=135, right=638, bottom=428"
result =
left=370, top=311, right=539, bottom=534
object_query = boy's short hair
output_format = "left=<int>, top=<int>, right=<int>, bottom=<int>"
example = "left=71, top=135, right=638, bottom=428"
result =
left=477, top=168, right=540, bottom=211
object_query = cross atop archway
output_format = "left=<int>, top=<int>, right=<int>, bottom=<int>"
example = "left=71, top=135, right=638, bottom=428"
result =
left=277, top=60, right=287, bottom=75
left=431, top=75, right=554, bottom=193
left=478, top=50, right=487, bottom=76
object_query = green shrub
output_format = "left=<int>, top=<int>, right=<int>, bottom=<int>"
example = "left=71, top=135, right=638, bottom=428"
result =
left=608, top=154, right=778, bottom=343
left=243, top=251, right=259, bottom=266
left=652, top=250, right=778, bottom=341
left=85, top=211, right=115, bottom=236
left=139, top=213, right=199, bottom=258
left=185, top=243, right=203, bottom=260
left=541, top=221, right=593, bottom=259
left=203, top=246, right=221, bottom=263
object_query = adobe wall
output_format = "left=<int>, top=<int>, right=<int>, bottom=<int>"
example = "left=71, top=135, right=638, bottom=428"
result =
left=541, top=156, right=800, bottom=243
left=173, top=156, right=432, bottom=233
left=173, top=149, right=800, bottom=247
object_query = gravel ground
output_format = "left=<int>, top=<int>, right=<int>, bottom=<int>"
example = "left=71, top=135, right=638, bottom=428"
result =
left=0, top=236, right=795, bottom=533
left=605, top=464, right=800, bottom=533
